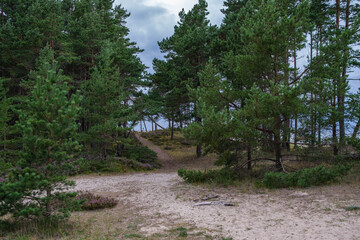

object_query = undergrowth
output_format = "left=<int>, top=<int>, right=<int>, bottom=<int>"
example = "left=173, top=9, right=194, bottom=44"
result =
left=75, top=134, right=160, bottom=174
left=177, top=168, right=245, bottom=185
left=178, top=163, right=354, bottom=189
left=262, top=164, right=353, bottom=189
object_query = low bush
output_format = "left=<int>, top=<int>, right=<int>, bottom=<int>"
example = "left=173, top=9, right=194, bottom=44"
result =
left=0, top=159, right=12, bottom=174
left=349, top=138, right=360, bottom=156
left=123, top=145, right=158, bottom=165
left=75, top=143, right=160, bottom=174
left=262, top=164, right=353, bottom=189
left=178, top=168, right=244, bottom=185
left=75, top=191, right=118, bottom=210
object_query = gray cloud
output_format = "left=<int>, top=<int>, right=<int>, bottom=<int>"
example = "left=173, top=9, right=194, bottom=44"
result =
left=116, top=0, right=224, bottom=72
left=116, top=1, right=177, bottom=72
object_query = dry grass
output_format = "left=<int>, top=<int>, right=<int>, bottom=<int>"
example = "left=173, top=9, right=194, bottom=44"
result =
left=140, top=130, right=218, bottom=171
left=1, top=202, right=221, bottom=240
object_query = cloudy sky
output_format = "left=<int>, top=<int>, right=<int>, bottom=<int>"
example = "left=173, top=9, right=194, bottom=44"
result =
left=116, top=0, right=360, bottom=90
left=116, top=0, right=224, bottom=73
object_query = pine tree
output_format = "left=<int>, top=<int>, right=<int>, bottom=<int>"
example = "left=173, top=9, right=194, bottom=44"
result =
left=82, top=42, right=139, bottom=160
left=0, top=48, right=82, bottom=219
left=303, top=0, right=360, bottom=154
left=0, top=0, right=65, bottom=92
left=153, top=0, right=217, bottom=156
left=186, top=0, right=311, bottom=170
left=0, top=78, right=13, bottom=172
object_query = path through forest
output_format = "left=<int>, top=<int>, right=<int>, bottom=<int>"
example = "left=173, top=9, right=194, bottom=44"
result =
left=74, top=135, right=360, bottom=239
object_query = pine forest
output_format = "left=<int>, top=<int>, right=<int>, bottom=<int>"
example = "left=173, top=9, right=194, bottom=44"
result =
left=0, top=0, right=360, bottom=239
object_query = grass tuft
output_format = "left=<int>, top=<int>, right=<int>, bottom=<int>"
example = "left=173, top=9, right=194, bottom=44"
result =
left=345, top=206, right=360, bottom=211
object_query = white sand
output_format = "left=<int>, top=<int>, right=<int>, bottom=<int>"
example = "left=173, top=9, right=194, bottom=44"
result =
left=74, top=172, right=360, bottom=240
left=73, top=135, right=360, bottom=239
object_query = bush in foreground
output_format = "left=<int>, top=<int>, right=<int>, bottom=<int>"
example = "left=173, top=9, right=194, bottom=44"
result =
left=262, top=164, right=353, bottom=189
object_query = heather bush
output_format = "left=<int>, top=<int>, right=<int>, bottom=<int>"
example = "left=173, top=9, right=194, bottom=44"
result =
left=76, top=191, right=118, bottom=210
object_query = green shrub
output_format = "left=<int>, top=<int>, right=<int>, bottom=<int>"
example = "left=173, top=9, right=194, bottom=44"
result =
left=75, top=191, right=118, bottom=210
left=123, top=145, right=158, bottom=164
left=178, top=168, right=244, bottom=185
left=262, top=164, right=353, bottom=189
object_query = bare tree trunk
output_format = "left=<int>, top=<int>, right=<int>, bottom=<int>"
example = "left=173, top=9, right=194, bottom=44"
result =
left=146, top=115, right=165, bottom=129
left=143, top=120, right=148, bottom=132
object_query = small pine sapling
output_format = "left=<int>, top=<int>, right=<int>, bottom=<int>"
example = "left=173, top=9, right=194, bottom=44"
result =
left=0, top=49, right=82, bottom=220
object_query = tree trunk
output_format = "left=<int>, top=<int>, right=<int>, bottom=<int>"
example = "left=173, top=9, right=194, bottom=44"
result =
left=274, top=116, right=282, bottom=170
left=352, top=118, right=360, bottom=139
left=45, top=188, right=52, bottom=217
left=195, top=116, right=202, bottom=158
left=274, top=135, right=282, bottom=170
left=102, top=143, right=107, bottom=160
left=318, top=120, right=321, bottom=143
left=116, top=143, right=124, bottom=157
left=294, top=44, right=297, bottom=148
left=339, top=0, right=351, bottom=147
left=333, top=0, right=341, bottom=155
left=333, top=96, right=338, bottom=156
left=143, top=120, right=148, bottom=132
left=247, top=146, right=252, bottom=170
left=171, top=118, right=174, bottom=140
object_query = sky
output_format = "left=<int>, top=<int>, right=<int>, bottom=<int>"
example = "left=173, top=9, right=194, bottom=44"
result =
left=117, top=0, right=360, bottom=90
left=117, top=0, right=224, bottom=73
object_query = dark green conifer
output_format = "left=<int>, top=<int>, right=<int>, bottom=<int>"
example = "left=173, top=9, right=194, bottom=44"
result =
left=0, top=48, right=82, bottom=219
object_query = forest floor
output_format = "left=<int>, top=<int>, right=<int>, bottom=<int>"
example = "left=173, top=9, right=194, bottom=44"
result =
left=68, top=133, right=360, bottom=240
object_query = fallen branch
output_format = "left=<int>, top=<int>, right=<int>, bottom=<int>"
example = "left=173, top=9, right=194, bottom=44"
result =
left=193, top=201, right=235, bottom=207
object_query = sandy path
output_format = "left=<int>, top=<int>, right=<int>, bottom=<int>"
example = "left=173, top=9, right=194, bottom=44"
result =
left=134, top=133, right=176, bottom=171
left=74, top=135, right=360, bottom=240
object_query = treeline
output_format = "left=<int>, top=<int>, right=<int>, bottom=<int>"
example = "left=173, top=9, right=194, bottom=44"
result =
left=0, top=0, right=154, bottom=219
left=0, top=0, right=148, bottom=164
left=148, top=0, right=360, bottom=169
